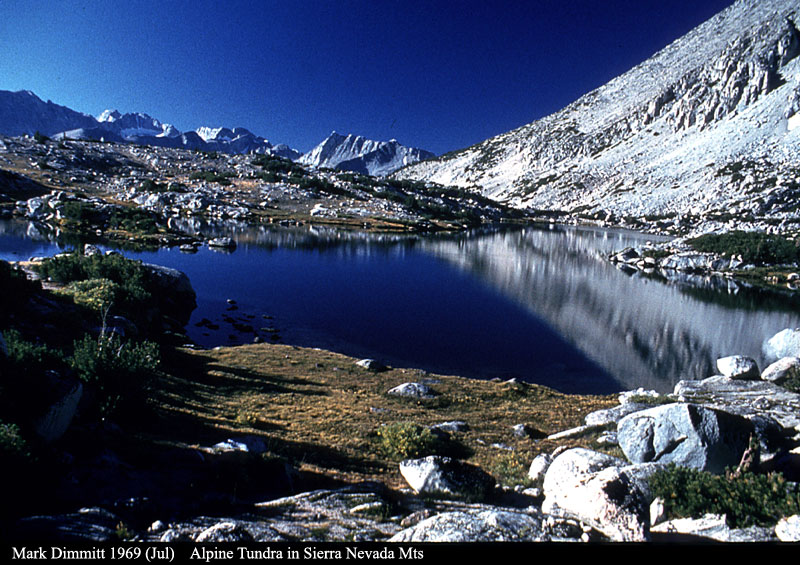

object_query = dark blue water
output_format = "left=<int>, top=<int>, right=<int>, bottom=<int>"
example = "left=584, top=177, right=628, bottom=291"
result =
left=0, top=222, right=618, bottom=393
left=131, top=241, right=618, bottom=393
left=7, top=220, right=799, bottom=394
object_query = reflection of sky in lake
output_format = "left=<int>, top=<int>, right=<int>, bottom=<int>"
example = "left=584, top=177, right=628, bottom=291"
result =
left=4, top=220, right=800, bottom=394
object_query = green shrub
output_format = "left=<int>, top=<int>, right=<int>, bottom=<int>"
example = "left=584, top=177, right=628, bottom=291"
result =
left=72, top=333, right=160, bottom=419
left=0, top=420, right=31, bottom=481
left=489, top=451, right=533, bottom=487
left=108, top=207, right=160, bottom=234
left=4, top=328, right=68, bottom=376
left=782, top=374, right=800, bottom=394
left=252, top=154, right=306, bottom=176
left=1, top=329, right=68, bottom=423
left=297, top=176, right=347, bottom=196
left=0, top=420, right=29, bottom=458
left=376, top=422, right=447, bottom=460
left=36, top=252, right=151, bottom=307
left=627, top=394, right=675, bottom=406
left=189, top=170, right=233, bottom=185
left=64, top=278, right=120, bottom=314
left=61, top=201, right=104, bottom=225
left=648, top=464, right=800, bottom=528
left=688, top=231, right=800, bottom=266
left=139, top=179, right=165, bottom=193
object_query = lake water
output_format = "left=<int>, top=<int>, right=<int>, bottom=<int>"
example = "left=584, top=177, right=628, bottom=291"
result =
left=3, top=219, right=800, bottom=395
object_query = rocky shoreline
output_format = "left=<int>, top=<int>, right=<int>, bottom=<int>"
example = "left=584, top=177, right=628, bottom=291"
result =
left=8, top=329, right=800, bottom=544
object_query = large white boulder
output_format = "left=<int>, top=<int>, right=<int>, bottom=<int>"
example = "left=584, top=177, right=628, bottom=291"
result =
left=541, top=448, right=650, bottom=542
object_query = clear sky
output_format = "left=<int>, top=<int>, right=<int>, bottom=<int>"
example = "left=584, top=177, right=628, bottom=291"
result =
left=0, top=0, right=735, bottom=155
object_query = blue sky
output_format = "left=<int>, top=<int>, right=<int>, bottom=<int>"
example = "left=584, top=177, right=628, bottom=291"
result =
left=0, top=0, right=734, bottom=155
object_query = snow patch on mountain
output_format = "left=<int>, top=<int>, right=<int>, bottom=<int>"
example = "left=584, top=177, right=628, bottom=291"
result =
left=0, top=90, right=302, bottom=158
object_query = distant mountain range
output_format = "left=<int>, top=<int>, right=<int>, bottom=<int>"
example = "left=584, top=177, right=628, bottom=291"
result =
left=0, top=89, right=434, bottom=175
left=395, top=0, right=800, bottom=226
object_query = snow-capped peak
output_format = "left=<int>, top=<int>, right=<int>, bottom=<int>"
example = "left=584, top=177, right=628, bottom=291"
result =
left=97, top=109, right=122, bottom=123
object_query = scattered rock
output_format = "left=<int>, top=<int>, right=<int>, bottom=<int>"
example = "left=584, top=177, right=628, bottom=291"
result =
left=209, top=436, right=268, bottom=454
left=651, top=514, right=775, bottom=542
left=546, top=423, right=605, bottom=440
left=429, top=421, right=469, bottom=433
left=775, top=514, right=800, bottom=542
left=763, top=328, right=800, bottom=362
left=617, top=403, right=753, bottom=473
left=596, top=431, right=618, bottom=445
left=148, top=520, right=166, bottom=533
left=541, top=448, right=650, bottom=542
left=195, top=522, right=254, bottom=542
left=761, top=357, right=800, bottom=384
left=527, top=453, right=553, bottom=489
left=399, top=509, right=435, bottom=528
left=387, top=382, right=436, bottom=399
left=585, top=402, right=653, bottom=426
left=356, top=358, right=387, bottom=372
left=511, top=423, right=543, bottom=438
left=208, top=237, right=236, bottom=250
left=83, top=243, right=102, bottom=256
left=650, top=497, right=667, bottom=527
left=399, top=456, right=496, bottom=501
left=674, top=376, right=800, bottom=431
left=388, top=509, right=556, bottom=542
left=716, top=355, right=760, bottom=380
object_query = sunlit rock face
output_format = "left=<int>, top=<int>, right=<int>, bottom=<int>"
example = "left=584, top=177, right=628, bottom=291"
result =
left=298, top=132, right=434, bottom=176
left=396, top=0, right=800, bottom=229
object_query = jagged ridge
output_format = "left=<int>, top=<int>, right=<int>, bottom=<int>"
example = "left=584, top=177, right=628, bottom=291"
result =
left=298, top=131, right=435, bottom=176
left=395, top=0, right=800, bottom=232
left=0, top=90, right=302, bottom=159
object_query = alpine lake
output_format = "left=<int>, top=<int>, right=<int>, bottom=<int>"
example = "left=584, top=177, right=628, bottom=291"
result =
left=3, top=218, right=800, bottom=395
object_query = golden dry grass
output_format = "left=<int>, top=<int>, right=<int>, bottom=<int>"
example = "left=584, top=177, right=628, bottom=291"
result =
left=145, top=342, right=617, bottom=490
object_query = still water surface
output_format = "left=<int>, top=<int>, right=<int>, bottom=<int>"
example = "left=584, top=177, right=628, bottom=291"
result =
left=3, top=219, right=799, bottom=395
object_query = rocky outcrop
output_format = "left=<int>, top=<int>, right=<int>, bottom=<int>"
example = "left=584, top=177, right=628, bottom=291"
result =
left=399, top=456, right=496, bottom=501
left=673, top=375, right=800, bottom=432
left=541, top=448, right=653, bottom=542
left=387, top=382, right=437, bottom=398
left=763, top=328, right=800, bottom=361
left=775, top=514, right=800, bottom=541
left=617, top=404, right=754, bottom=473
left=388, top=509, right=553, bottom=542
left=141, top=262, right=197, bottom=327
left=651, top=514, right=776, bottom=542
left=33, top=371, right=82, bottom=443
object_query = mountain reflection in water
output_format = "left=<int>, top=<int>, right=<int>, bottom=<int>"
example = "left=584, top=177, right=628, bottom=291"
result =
left=3, top=219, right=800, bottom=394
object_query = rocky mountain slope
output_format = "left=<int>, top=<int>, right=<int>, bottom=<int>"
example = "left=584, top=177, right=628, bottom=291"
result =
left=0, top=90, right=98, bottom=137
left=299, top=131, right=435, bottom=176
left=0, top=90, right=301, bottom=158
left=395, top=0, right=800, bottom=233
